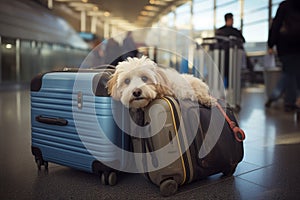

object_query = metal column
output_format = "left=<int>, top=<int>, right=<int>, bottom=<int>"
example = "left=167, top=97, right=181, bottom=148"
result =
left=80, top=11, right=86, bottom=32
left=91, top=16, right=97, bottom=34
left=213, top=0, right=217, bottom=31
left=268, top=0, right=273, bottom=28
left=48, top=0, right=53, bottom=9
left=188, top=0, right=194, bottom=71
left=0, top=36, right=2, bottom=83
left=16, top=39, right=20, bottom=82
left=240, top=0, right=244, bottom=33
left=104, top=20, right=110, bottom=39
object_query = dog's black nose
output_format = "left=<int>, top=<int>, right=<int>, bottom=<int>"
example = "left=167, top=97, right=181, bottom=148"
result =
left=133, top=88, right=142, bottom=97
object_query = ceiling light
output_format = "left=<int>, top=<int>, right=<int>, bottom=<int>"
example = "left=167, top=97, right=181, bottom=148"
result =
left=82, top=0, right=88, bottom=3
left=5, top=44, right=12, bottom=49
left=104, top=11, right=110, bottom=17
left=74, top=7, right=86, bottom=11
left=141, top=11, right=156, bottom=17
left=69, top=2, right=96, bottom=9
left=87, top=11, right=103, bottom=16
left=54, top=0, right=77, bottom=2
left=144, top=5, right=160, bottom=11
left=149, top=0, right=167, bottom=6
left=137, top=16, right=150, bottom=21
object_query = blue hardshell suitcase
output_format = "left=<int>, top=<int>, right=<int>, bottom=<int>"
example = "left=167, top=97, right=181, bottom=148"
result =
left=30, top=68, right=129, bottom=185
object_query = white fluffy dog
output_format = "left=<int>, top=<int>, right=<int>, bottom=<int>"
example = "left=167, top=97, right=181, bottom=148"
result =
left=107, top=56, right=216, bottom=109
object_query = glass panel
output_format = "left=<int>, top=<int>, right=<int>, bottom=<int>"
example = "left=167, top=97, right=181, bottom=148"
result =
left=193, top=0, right=214, bottom=30
left=194, top=0, right=213, bottom=12
left=20, top=40, right=40, bottom=82
left=216, top=1, right=240, bottom=28
left=244, top=0, right=268, bottom=14
left=176, top=2, right=191, bottom=29
left=272, top=0, right=283, bottom=4
left=216, top=0, right=237, bottom=6
left=272, top=4, right=280, bottom=18
left=1, top=37, right=16, bottom=82
left=167, top=12, right=175, bottom=27
left=243, top=21, right=268, bottom=42
left=176, top=2, right=190, bottom=14
left=176, top=12, right=191, bottom=29
left=194, top=11, right=214, bottom=30
left=244, top=9, right=268, bottom=25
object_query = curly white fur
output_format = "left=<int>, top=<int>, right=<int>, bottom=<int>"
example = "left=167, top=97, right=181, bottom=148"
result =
left=107, top=56, right=216, bottom=109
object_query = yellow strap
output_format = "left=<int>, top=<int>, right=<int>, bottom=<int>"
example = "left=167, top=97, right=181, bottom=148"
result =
left=161, top=97, right=186, bottom=185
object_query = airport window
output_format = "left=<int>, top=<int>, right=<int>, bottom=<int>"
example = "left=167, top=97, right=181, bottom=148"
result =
left=243, top=21, right=268, bottom=42
left=271, top=0, right=282, bottom=18
left=243, top=0, right=269, bottom=42
left=272, top=5, right=279, bottom=18
left=175, top=2, right=191, bottom=29
left=244, top=0, right=268, bottom=14
left=193, top=11, right=214, bottom=31
left=215, top=0, right=240, bottom=29
left=160, top=0, right=277, bottom=45
left=244, top=8, right=268, bottom=25
left=216, top=0, right=237, bottom=6
left=194, top=0, right=213, bottom=13
left=167, top=12, right=175, bottom=28
left=21, top=40, right=31, bottom=48
left=272, top=0, right=283, bottom=4
left=193, top=0, right=214, bottom=30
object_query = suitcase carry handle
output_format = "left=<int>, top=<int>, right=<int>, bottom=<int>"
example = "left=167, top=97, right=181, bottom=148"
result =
left=62, top=65, right=115, bottom=72
left=92, top=64, right=115, bottom=70
left=216, top=103, right=245, bottom=142
left=36, top=115, right=68, bottom=126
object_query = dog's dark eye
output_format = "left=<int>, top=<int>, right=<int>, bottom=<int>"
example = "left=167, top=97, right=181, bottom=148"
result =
left=141, top=76, right=148, bottom=82
left=124, top=78, right=130, bottom=84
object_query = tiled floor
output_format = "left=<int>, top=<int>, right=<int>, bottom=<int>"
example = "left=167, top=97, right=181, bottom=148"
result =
left=0, top=85, right=299, bottom=199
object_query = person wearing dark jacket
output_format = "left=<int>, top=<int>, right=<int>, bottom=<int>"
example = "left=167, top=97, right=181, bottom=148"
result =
left=268, top=0, right=300, bottom=112
left=122, top=31, right=138, bottom=59
left=215, top=13, right=246, bottom=88
left=216, top=13, right=245, bottom=43
left=105, top=38, right=122, bottom=66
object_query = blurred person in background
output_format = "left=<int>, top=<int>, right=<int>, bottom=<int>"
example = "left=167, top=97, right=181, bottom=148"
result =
left=105, top=38, right=122, bottom=66
left=216, top=13, right=247, bottom=88
left=122, top=31, right=138, bottom=59
left=268, top=0, right=300, bottom=112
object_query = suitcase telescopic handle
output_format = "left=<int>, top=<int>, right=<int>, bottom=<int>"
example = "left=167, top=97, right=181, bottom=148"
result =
left=35, top=115, right=68, bottom=126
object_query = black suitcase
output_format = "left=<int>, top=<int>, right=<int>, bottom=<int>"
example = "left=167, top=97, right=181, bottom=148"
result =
left=131, top=96, right=245, bottom=196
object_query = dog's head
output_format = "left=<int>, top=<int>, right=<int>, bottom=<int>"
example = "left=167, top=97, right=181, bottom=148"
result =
left=107, top=56, right=172, bottom=108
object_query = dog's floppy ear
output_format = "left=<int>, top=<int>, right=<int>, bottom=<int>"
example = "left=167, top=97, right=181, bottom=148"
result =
left=107, top=72, right=121, bottom=100
left=154, top=67, right=173, bottom=97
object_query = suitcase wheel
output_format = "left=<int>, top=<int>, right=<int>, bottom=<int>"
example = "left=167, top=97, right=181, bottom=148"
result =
left=222, top=164, right=237, bottom=177
left=35, top=158, right=48, bottom=170
left=101, top=172, right=117, bottom=186
left=160, top=179, right=178, bottom=197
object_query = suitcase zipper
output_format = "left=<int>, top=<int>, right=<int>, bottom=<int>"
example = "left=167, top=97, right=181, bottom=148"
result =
left=161, top=97, right=187, bottom=185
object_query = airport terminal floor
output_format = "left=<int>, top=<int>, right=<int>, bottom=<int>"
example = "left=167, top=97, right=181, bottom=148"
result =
left=0, top=84, right=300, bottom=199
